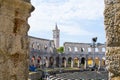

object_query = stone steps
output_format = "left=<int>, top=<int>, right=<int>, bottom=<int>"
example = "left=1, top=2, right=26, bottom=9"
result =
left=47, top=71, right=108, bottom=80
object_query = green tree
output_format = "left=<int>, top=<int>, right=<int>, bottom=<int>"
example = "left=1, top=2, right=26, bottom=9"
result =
left=57, top=46, right=64, bottom=53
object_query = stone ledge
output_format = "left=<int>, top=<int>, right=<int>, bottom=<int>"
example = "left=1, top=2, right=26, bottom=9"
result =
left=28, top=72, right=42, bottom=80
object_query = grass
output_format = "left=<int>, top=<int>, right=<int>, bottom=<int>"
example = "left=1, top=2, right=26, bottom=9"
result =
left=36, top=67, right=80, bottom=72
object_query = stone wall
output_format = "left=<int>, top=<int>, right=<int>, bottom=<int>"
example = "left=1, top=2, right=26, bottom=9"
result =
left=28, top=72, right=42, bottom=80
left=0, top=0, right=34, bottom=80
left=64, top=42, right=105, bottom=53
left=104, top=0, right=120, bottom=80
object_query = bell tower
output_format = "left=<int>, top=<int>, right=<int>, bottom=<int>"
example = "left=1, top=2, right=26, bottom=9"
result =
left=53, top=24, right=60, bottom=49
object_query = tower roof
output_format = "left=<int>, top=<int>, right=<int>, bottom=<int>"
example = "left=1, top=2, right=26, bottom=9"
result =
left=55, top=23, right=58, bottom=30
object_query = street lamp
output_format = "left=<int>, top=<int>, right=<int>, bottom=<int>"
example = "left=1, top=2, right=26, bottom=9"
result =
left=42, top=57, right=49, bottom=79
left=44, top=45, right=48, bottom=79
left=58, top=52, right=61, bottom=72
left=91, top=37, right=97, bottom=67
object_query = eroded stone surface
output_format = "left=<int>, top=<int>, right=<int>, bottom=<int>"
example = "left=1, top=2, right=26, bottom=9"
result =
left=104, top=0, right=120, bottom=79
left=104, top=0, right=120, bottom=47
left=0, top=0, right=34, bottom=80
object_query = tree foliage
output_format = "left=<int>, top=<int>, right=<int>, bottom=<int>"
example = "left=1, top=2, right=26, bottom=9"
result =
left=57, top=46, right=64, bottom=53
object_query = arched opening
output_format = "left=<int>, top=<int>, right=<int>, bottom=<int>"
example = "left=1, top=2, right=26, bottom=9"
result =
left=102, top=57, right=106, bottom=66
left=74, top=47, right=78, bottom=52
left=73, top=57, right=79, bottom=67
left=49, top=57, right=54, bottom=68
left=68, top=47, right=72, bottom=52
left=88, top=48, right=91, bottom=52
left=95, top=48, right=99, bottom=52
left=102, top=47, right=105, bottom=52
left=42, top=56, right=47, bottom=68
left=81, top=48, right=85, bottom=52
left=87, top=57, right=93, bottom=66
left=94, top=57, right=100, bottom=66
left=31, top=56, right=35, bottom=66
left=81, top=57, right=85, bottom=65
left=32, top=42, right=35, bottom=50
left=37, top=56, right=41, bottom=68
left=36, top=43, right=39, bottom=50
left=56, top=56, right=59, bottom=67
left=62, top=57, right=66, bottom=67
left=80, top=57, right=86, bottom=69
left=68, top=57, right=72, bottom=67
left=45, top=57, right=48, bottom=67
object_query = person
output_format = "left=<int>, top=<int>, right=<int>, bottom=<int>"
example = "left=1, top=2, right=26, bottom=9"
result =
left=29, top=64, right=36, bottom=72
left=41, top=71, right=45, bottom=79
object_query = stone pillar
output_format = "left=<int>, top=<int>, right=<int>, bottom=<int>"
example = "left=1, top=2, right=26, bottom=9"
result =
left=0, top=0, right=34, bottom=80
left=33, top=58, right=36, bottom=67
left=84, top=60, right=87, bottom=69
left=53, top=57, right=56, bottom=68
left=85, top=58, right=88, bottom=68
left=64, top=59, right=67, bottom=68
left=71, top=59, right=73, bottom=68
left=79, top=58, right=81, bottom=67
left=47, top=57, right=49, bottom=67
left=98, top=60, right=101, bottom=70
left=104, top=0, right=120, bottom=80
left=77, top=60, right=80, bottom=68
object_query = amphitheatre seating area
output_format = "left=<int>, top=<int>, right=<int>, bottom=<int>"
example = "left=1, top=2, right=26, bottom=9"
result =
left=48, top=71, right=108, bottom=80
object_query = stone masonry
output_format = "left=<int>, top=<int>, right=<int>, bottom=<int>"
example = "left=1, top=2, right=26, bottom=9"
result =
left=0, top=0, right=34, bottom=80
left=104, top=0, right=120, bottom=80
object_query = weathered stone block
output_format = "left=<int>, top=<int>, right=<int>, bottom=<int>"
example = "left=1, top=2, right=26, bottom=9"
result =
left=0, top=0, right=34, bottom=80
left=104, top=0, right=120, bottom=79
left=104, top=0, right=120, bottom=47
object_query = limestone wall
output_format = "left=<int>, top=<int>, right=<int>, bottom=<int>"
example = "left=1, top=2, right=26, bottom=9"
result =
left=29, top=36, right=55, bottom=54
left=64, top=42, right=105, bottom=53
left=28, top=72, right=42, bottom=80
left=0, top=0, right=34, bottom=80
left=104, top=0, right=120, bottom=79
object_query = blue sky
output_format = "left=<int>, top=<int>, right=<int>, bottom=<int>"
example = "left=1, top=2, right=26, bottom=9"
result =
left=28, top=0, right=105, bottom=46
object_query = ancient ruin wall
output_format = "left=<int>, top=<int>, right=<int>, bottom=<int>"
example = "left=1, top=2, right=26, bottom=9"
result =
left=0, top=0, right=34, bottom=80
left=104, top=0, right=120, bottom=80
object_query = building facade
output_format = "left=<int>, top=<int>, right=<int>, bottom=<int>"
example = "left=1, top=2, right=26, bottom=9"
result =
left=29, top=26, right=106, bottom=69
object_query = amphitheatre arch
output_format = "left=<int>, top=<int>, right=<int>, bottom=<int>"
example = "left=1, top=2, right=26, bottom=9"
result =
left=55, top=56, right=60, bottom=67
left=68, top=57, right=72, bottom=67
left=81, top=57, right=86, bottom=65
left=73, top=57, right=79, bottom=67
left=49, top=56, right=54, bottom=67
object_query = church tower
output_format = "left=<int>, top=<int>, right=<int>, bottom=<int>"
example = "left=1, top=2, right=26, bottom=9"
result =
left=53, top=24, right=60, bottom=49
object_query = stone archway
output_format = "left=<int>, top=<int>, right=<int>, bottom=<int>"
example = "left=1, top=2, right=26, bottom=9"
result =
left=56, top=56, right=60, bottom=67
left=73, top=57, right=79, bottom=67
left=94, top=57, right=100, bottom=66
left=49, top=57, right=54, bottom=68
left=81, top=57, right=86, bottom=69
left=102, top=57, right=106, bottom=67
left=87, top=57, right=93, bottom=66
left=37, top=56, right=41, bottom=68
left=31, top=56, right=36, bottom=66
left=81, top=57, right=85, bottom=65
left=45, top=57, right=48, bottom=67
left=68, top=57, right=72, bottom=67
left=62, top=57, right=66, bottom=67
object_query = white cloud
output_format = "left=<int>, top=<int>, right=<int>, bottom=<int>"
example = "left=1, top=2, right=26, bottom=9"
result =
left=59, top=25, right=93, bottom=36
left=29, top=0, right=104, bottom=41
